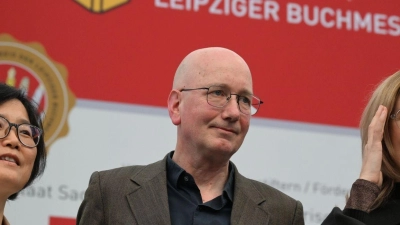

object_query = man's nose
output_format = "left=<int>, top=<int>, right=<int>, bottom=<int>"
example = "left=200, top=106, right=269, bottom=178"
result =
left=222, top=95, right=241, bottom=119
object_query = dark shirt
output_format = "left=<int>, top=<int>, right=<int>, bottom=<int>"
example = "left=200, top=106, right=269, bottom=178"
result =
left=166, top=151, right=234, bottom=225
left=366, top=182, right=400, bottom=225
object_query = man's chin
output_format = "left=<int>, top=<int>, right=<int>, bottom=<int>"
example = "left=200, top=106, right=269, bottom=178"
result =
left=209, top=143, right=239, bottom=156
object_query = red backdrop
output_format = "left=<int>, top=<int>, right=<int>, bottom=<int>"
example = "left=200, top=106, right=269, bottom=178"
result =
left=1, top=0, right=400, bottom=127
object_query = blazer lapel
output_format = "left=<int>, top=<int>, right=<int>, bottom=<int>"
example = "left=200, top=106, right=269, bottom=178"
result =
left=126, top=158, right=171, bottom=225
left=231, top=166, right=270, bottom=225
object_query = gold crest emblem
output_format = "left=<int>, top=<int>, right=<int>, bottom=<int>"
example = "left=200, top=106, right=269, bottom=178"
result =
left=0, top=33, right=76, bottom=151
left=75, top=0, right=130, bottom=13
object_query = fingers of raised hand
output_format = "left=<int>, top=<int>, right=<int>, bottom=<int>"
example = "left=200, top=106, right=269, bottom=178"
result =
left=361, top=105, right=387, bottom=186
left=367, top=105, right=387, bottom=147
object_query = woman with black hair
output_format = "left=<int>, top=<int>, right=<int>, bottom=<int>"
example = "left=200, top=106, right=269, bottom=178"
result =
left=0, top=83, right=46, bottom=225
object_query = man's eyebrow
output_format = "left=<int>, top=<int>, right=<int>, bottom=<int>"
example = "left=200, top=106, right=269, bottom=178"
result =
left=233, top=88, right=253, bottom=96
left=240, top=90, right=253, bottom=95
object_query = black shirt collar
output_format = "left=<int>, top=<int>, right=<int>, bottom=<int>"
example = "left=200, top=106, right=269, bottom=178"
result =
left=167, top=151, right=234, bottom=202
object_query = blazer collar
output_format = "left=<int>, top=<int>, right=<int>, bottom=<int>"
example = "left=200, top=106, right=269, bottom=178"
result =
left=127, top=155, right=171, bottom=225
left=231, top=164, right=271, bottom=225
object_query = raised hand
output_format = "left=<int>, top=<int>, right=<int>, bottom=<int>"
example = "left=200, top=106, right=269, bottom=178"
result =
left=359, top=105, right=387, bottom=187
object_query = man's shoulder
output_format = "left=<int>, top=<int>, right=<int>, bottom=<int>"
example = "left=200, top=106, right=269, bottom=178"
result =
left=97, top=165, right=146, bottom=177
left=237, top=175, right=299, bottom=205
left=233, top=176, right=304, bottom=224
left=93, top=158, right=166, bottom=182
left=248, top=178, right=290, bottom=196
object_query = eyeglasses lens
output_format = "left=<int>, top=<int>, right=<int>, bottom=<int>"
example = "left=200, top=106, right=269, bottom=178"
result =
left=0, top=117, right=41, bottom=147
left=206, top=86, right=260, bottom=115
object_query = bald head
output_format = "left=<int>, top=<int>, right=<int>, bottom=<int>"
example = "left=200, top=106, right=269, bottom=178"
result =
left=168, top=47, right=255, bottom=166
left=172, top=47, right=252, bottom=90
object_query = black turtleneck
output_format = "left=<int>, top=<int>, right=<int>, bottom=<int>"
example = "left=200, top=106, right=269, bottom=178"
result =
left=367, top=182, right=400, bottom=225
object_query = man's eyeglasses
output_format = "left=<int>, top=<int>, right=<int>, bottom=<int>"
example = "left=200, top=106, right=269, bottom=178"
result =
left=0, top=116, right=42, bottom=148
left=180, top=86, right=263, bottom=115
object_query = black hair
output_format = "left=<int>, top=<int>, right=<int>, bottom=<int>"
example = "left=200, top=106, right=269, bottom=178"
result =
left=0, top=83, right=46, bottom=200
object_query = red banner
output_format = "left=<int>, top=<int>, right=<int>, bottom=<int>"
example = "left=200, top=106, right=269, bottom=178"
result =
left=1, top=0, right=400, bottom=127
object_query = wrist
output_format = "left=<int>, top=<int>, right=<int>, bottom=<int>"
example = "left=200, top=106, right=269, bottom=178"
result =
left=345, top=179, right=380, bottom=212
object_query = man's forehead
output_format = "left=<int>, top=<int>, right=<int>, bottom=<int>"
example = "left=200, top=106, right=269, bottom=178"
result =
left=189, top=66, right=253, bottom=91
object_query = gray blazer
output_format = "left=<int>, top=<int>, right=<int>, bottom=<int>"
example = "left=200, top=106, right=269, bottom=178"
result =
left=77, top=155, right=304, bottom=225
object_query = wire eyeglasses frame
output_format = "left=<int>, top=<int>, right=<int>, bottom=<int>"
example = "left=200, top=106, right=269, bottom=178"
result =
left=180, top=86, right=263, bottom=115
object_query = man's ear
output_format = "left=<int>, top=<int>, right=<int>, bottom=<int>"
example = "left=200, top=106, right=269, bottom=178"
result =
left=168, top=89, right=181, bottom=125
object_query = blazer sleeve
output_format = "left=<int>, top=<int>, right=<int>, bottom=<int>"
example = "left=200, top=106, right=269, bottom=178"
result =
left=76, top=171, right=105, bottom=225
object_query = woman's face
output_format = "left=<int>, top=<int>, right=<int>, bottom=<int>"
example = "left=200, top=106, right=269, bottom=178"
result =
left=390, top=97, right=400, bottom=167
left=0, top=99, right=37, bottom=198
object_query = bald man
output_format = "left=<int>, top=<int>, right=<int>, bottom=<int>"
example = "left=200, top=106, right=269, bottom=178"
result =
left=77, top=47, right=304, bottom=225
